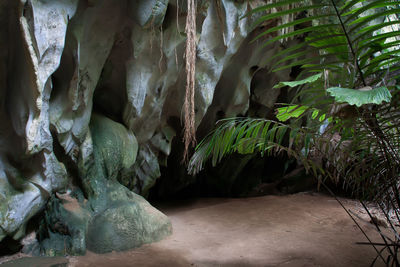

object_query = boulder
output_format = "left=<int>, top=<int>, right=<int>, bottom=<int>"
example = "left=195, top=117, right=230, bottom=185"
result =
left=38, top=193, right=91, bottom=256
left=86, top=185, right=172, bottom=253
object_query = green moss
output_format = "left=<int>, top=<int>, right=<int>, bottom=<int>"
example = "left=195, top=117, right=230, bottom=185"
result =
left=90, top=114, right=138, bottom=180
left=38, top=196, right=91, bottom=256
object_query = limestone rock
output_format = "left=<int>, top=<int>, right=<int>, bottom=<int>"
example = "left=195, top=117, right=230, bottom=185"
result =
left=128, top=0, right=169, bottom=28
left=86, top=185, right=172, bottom=253
left=0, top=0, right=292, bottom=253
left=84, top=114, right=170, bottom=253
left=0, top=0, right=75, bottom=243
left=38, top=193, right=91, bottom=256
left=38, top=114, right=170, bottom=255
left=50, top=0, right=125, bottom=161
left=78, top=113, right=138, bottom=212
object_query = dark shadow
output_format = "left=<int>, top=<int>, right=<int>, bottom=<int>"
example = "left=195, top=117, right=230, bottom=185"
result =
left=0, top=237, right=22, bottom=257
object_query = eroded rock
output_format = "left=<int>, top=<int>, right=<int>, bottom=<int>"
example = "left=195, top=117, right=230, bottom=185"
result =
left=38, top=192, right=91, bottom=256
left=0, top=0, right=292, bottom=255
left=86, top=185, right=172, bottom=253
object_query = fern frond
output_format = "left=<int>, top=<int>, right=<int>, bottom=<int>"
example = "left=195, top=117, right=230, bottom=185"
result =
left=253, top=0, right=400, bottom=86
left=188, top=118, right=308, bottom=174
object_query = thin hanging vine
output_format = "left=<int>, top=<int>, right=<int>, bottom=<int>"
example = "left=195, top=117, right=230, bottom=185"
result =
left=182, top=0, right=197, bottom=162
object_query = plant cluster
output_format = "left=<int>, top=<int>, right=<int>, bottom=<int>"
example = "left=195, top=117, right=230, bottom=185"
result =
left=189, top=0, right=400, bottom=265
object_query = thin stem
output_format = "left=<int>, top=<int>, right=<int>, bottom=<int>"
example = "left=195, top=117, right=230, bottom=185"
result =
left=329, top=0, right=367, bottom=86
left=321, top=182, right=387, bottom=264
left=378, top=202, right=400, bottom=238
left=361, top=200, right=396, bottom=258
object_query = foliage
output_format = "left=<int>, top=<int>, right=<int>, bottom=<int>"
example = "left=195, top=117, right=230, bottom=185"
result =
left=273, top=73, right=322, bottom=89
left=189, top=0, right=400, bottom=265
left=327, top=86, right=392, bottom=106
left=188, top=117, right=320, bottom=175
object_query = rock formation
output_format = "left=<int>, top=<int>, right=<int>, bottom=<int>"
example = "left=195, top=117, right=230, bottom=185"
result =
left=0, top=0, right=291, bottom=255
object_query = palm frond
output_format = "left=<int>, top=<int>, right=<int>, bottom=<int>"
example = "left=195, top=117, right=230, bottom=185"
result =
left=252, top=0, right=400, bottom=87
left=188, top=118, right=311, bottom=175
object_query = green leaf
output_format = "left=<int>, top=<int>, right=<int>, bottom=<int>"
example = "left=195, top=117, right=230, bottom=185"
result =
left=276, top=105, right=309, bottom=122
left=277, top=126, right=288, bottom=145
left=306, top=30, right=349, bottom=60
left=273, top=73, right=322, bottom=89
left=304, top=133, right=311, bottom=156
left=327, top=86, right=392, bottom=107
left=311, top=110, right=319, bottom=119
left=288, top=127, right=299, bottom=149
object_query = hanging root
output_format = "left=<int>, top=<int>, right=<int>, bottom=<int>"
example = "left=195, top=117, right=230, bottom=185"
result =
left=182, top=0, right=196, bottom=163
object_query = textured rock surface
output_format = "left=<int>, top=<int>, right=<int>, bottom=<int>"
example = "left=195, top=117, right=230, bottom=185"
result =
left=86, top=190, right=172, bottom=253
left=38, top=194, right=91, bottom=256
left=37, top=114, right=171, bottom=255
left=0, top=0, right=291, bottom=255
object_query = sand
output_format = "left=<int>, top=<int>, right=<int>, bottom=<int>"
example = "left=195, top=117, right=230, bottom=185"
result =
left=2, top=193, right=388, bottom=267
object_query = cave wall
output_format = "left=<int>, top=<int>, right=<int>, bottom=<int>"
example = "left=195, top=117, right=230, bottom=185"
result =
left=0, top=0, right=291, bottom=254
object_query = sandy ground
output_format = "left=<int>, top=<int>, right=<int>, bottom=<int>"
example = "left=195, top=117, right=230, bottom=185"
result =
left=1, top=193, right=389, bottom=267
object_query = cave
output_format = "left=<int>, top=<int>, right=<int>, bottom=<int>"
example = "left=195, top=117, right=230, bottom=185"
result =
left=0, top=0, right=398, bottom=266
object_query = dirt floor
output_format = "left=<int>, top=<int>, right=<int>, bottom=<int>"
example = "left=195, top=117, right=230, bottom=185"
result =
left=1, top=192, right=390, bottom=267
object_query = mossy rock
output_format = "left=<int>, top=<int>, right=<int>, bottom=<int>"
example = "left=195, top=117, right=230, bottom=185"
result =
left=90, top=114, right=138, bottom=182
left=38, top=193, right=91, bottom=256
left=79, top=114, right=171, bottom=254
left=87, top=186, right=172, bottom=253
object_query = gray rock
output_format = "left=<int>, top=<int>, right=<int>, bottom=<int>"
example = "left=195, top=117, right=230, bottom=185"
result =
left=0, top=0, right=75, bottom=243
left=131, top=144, right=161, bottom=197
left=0, top=0, right=293, bottom=253
left=38, top=194, right=91, bottom=256
left=128, top=0, right=169, bottom=28
left=87, top=186, right=172, bottom=253
left=37, top=114, right=170, bottom=255
left=79, top=114, right=170, bottom=254
left=50, top=0, right=125, bottom=161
